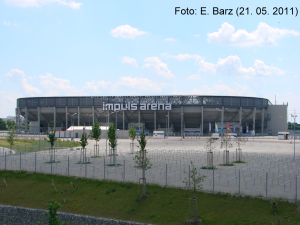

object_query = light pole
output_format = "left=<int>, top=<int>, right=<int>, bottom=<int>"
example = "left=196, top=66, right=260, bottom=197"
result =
left=105, top=111, right=114, bottom=157
left=88, top=114, right=93, bottom=127
left=179, top=113, right=184, bottom=141
left=291, top=114, right=298, bottom=160
left=115, top=110, right=122, bottom=155
left=68, top=113, right=77, bottom=149
left=165, top=115, right=169, bottom=138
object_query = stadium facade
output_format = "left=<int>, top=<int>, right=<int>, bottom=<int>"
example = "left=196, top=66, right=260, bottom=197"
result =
left=16, top=95, right=288, bottom=136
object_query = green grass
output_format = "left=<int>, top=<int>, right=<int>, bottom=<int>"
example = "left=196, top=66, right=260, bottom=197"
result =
left=0, top=170, right=300, bottom=225
left=0, top=139, right=81, bottom=153
left=219, top=163, right=235, bottom=166
left=106, top=163, right=122, bottom=167
left=76, top=162, right=92, bottom=164
left=90, top=156, right=103, bottom=158
left=201, top=166, right=217, bottom=170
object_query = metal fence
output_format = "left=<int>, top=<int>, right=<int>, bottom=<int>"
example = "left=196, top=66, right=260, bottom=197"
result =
left=0, top=146, right=299, bottom=201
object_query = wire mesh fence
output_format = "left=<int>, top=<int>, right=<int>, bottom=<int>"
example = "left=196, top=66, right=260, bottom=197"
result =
left=0, top=146, right=299, bottom=200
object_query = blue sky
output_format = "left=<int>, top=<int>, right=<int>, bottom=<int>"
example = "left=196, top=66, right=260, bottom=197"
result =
left=0, top=0, right=299, bottom=120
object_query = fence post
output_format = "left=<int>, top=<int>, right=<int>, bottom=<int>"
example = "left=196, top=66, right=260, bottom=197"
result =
left=5, top=152, right=6, bottom=170
left=51, top=155, right=53, bottom=174
left=166, top=163, right=168, bottom=186
left=213, top=167, right=215, bottom=193
left=25, top=144, right=26, bottom=152
left=123, top=159, right=125, bottom=182
left=239, top=170, right=240, bottom=195
left=85, top=163, right=87, bottom=178
left=68, top=156, right=69, bottom=176
left=189, top=165, right=190, bottom=187
left=266, top=172, right=268, bottom=198
left=296, top=175, right=298, bottom=200
left=35, top=153, right=37, bottom=172
left=104, top=157, right=106, bottom=180
left=20, top=153, right=21, bottom=171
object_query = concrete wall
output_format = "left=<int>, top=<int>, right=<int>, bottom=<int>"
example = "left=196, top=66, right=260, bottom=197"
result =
left=266, top=105, right=288, bottom=135
left=0, top=205, right=150, bottom=225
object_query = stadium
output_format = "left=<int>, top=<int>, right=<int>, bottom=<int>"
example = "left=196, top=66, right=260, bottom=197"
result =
left=15, top=95, right=288, bottom=136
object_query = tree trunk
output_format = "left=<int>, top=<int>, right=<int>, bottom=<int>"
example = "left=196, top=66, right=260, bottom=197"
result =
left=143, top=168, right=146, bottom=196
left=113, top=149, right=116, bottom=164
left=194, top=185, right=198, bottom=221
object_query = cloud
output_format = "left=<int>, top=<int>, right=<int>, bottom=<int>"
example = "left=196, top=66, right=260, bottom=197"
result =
left=39, top=73, right=85, bottom=96
left=188, top=74, right=200, bottom=80
left=194, top=55, right=285, bottom=78
left=5, top=69, right=41, bottom=95
left=3, top=21, right=11, bottom=26
left=163, top=53, right=200, bottom=61
left=165, top=38, right=176, bottom=41
left=144, top=57, right=174, bottom=79
left=82, top=79, right=112, bottom=93
left=195, top=57, right=217, bottom=74
left=0, top=91, right=22, bottom=117
left=4, top=0, right=82, bottom=9
left=253, top=60, right=285, bottom=76
left=114, top=77, right=162, bottom=92
left=110, top=25, right=147, bottom=39
left=207, top=22, right=300, bottom=47
left=121, top=56, right=138, bottom=68
left=190, top=83, right=248, bottom=96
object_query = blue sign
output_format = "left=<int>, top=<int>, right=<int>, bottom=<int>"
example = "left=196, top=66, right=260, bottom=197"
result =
left=295, top=132, right=300, bottom=134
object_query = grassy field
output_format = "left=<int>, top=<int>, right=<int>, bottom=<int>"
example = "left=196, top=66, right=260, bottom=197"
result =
left=0, top=170, right=300, bottom=224
left=0, top=139, right=80, bottom=153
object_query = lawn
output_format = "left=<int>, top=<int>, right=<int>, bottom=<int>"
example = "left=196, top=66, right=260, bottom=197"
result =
left=0, top=170, right=300, bottom=224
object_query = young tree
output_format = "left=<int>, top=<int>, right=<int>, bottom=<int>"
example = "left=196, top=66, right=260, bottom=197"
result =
left=6, top=128, right=17, bottom=152
left=204, top=136, right=216, bottom=152
left=6, top=120, right=16, bottom=130
left=183, top=161, right=205, bottom=224
left=204, top=136, right=216, bottom=168
left=0, top=118, right=7, bottom=130
left=235, top=129, right=247, bottom=162
left=38, top=199, right=68, bottom=225
left=134, top=126, right=152, bottom=198
left=45, top=122, right=57, bottom=162
left=222, top=135, right=233, bottom=151
left=128, top=126, right=137, bottom=154
left=89, top=120, right=102, bottom=156
left=79, top=127, right=88, bottom=162
left=107, top=123, right=117, bottom=164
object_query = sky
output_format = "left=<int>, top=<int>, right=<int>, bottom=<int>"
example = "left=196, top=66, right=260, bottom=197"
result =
left=0, top=0, right=299, bottom=121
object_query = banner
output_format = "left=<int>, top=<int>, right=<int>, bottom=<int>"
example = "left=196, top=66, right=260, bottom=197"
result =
left=215, top=122, right=218, bottom=132
left=209, top=122, right=211, bottom=133
left=233, top=123, right=236, bottom=133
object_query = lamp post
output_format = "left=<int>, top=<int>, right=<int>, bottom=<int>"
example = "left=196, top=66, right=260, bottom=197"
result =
left=291, top=114, right=298, bottom=160
left=88, top=114, right=93, bottom=127
left=179, top=113, right=184, bottom=141
left=115, top=110, right=122, bottom=155
left=105, top=111, right=114, bottom=157
left=68, top=113, right=77, bottom=149
left=165, top=115, right=169, bottom=138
